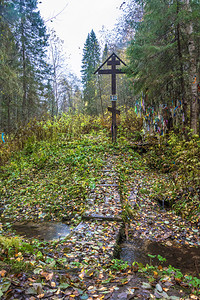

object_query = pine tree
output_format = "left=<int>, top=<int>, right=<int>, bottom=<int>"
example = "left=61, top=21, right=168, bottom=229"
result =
left=0, top=0, right=22, bottom=131
left=13, top=0, right=49, bottom=123
left=81, top=30, right=100, bottom=115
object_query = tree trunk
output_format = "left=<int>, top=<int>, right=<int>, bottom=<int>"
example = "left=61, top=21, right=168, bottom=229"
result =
left=176, top=0, right=187, bottom=127
left=185, top=0, right=198, bottom=134
left=20, top=0, right=27, bottom=124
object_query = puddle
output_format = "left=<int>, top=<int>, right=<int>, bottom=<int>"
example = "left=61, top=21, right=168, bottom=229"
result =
left=12, top=222, right=71, bottom=241
left=120, top=238, right=200, bottom=277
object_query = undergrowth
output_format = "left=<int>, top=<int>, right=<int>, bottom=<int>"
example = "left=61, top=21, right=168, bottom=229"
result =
left=143, top=130, right=200, bottom=224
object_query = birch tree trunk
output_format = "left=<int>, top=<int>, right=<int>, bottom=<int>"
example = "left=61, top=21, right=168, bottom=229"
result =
left=185, top=0, right=198, bottom=134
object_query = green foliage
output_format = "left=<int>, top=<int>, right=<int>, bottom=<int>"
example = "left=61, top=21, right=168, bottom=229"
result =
left=0, top=0, right=50, bottom=131
left=0, top=235, right=34, bottom=271
left=169, top=132, right=200, bottom=187
left=0, top=114, right=113, bottom=222
left=81, top=30, right=100, bottom=115
left=0, top=111, right=199, bottom=225
left=185, top=275, right=200, bottom=290
left=121, top=203, right=137, bottom=223
left=144, top=131, right=200, bottom=223
left=0, top=236, right=33, bottom=256
left=126, top=0, right=200, bottom=133
left=134, top=258, right=200, bottom=295
left=118, top=107, right=143, bottom=141
left=110, top=259, right=129, bottom=271
left=0, top=113, right=107, bottom=166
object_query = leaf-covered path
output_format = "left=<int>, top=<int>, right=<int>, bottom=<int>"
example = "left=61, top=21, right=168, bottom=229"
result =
left=0, top=137, right=199, bottom=299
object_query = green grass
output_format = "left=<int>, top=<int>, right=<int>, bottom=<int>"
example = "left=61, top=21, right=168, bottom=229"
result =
left=0, top=134, right=112, bottom=222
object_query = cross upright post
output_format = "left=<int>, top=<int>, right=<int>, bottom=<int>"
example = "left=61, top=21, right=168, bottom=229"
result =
left=94, top=52, right=126, bottom=143
left=107, top=54, right=120, bottom=95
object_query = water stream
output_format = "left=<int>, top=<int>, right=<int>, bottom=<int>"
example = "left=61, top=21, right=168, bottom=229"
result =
left=120, top=238, right=200, bottom=277
left=12, top=222, right=71, bottom=241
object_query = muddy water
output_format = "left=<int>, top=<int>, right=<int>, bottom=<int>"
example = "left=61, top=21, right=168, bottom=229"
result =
left=120, top=238, right=200, bottom=277
left=12, top=222, right=71, bottom=241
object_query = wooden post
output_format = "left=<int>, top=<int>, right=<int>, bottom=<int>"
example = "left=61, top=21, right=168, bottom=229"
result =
left=112, top=101, right=116, bottom=143
left=108, top=98, right=120, bottom=143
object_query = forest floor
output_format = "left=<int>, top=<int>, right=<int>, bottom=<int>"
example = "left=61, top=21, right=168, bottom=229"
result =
left=0, top=135, right=199, bottom=299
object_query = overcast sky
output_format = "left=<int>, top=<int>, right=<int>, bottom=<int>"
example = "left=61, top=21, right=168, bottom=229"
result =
left=38, top=0, right=123, bottom=78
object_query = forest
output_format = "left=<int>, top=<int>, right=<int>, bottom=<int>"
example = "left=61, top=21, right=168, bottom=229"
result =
left=0, top=0, right=199, bottom=134
left=0, top=0, right=200, bottom=299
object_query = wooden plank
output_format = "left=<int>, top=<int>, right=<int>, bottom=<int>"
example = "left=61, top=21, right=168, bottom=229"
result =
left=82, top=214, right=122, bottom=222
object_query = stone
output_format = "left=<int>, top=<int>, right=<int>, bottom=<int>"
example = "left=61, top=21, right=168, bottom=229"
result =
left=32, top=283, right=43, bottom=295
left=154, top=290, right=169, bottom=299
left=162, top=291, right=170, bottom=299
left=25, top=287, right=38, bottom=295
left=141, top=282, right=152, bottom=289
left=117, top=292, right=128, bottom=299
left=166, top=241, right=173, bottom=247
left=156, top=283, right=163, bottom=293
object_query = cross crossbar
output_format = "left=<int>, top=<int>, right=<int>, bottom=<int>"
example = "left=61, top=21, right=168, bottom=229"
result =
left=98, top=69, right=124, bottom=75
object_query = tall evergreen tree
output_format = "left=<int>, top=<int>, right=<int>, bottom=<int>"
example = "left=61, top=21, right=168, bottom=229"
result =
left=13, top=0, right=49, bottom=123
left=81, top=30, right=100, bottom=114
left=0, top=0, right=22, bottom=131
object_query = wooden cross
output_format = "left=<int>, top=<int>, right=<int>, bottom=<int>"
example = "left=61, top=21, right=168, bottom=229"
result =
left=94, top=53, right=126, bottom=95
left=94, top=52, right=126, bottom=143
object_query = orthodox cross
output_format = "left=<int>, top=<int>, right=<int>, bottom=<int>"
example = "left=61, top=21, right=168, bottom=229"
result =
left=94, top=52, right=126, bottom=143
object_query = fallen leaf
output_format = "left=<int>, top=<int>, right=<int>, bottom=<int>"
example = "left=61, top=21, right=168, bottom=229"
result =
left=41, top=271, right=54, bottom=281
left=51, top=282, right=56, bottom=287
left=0, top=270, right=7, bottom=277
left=153, top=271, right=158, bottom=278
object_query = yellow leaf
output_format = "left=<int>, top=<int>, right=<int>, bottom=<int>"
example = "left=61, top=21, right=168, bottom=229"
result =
left=153, top=271, right=158, bottom=278
left=0, top=270, right=6, bottom=277
left=16, top=257, right=22, bottom=262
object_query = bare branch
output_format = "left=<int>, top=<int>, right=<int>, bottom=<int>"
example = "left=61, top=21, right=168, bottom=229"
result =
left=44, top=2, right=69, bottom=23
